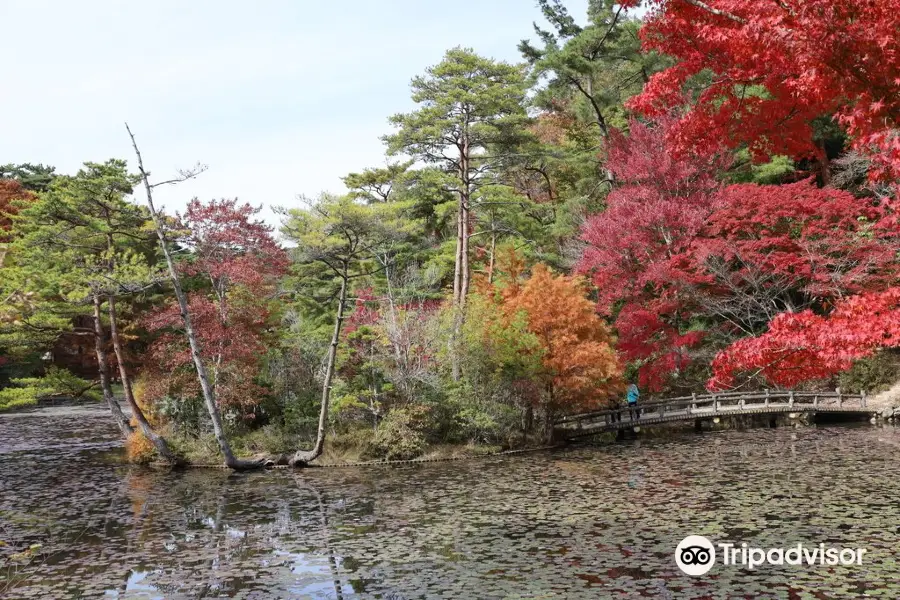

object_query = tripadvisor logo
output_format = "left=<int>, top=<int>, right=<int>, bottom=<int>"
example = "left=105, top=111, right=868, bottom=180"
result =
left=676, top=536, right=716, bottom=575
left=675, top=535, right=867, bottom=576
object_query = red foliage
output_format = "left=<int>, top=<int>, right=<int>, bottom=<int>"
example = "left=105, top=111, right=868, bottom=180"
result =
left=344, top=288, right=381, bottom=336
left=144, top=295, right=271, bottom=411
left=579, top=120, right=898, bottom=391
left=577, top=119, right=723, bottom=390
left=177, top=198, right=289, bottom=291
left=0, top=179, right=35, bottom=241
left=709, top=288, right=900, bottom=389
left=629, top=0, right=900, bottom=180
left=615, top=300, right=704, bottom=391
left=678, top=179, right=899, bottom=301
left=578, top=118, right=725, bottom=311
left=142, top=199, right=288, bottom=415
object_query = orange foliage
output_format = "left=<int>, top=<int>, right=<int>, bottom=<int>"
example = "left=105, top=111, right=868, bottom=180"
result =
left=501, top=264, right=623, bottom=415
left=529, top=110, right=577, bottom=146
left=124, top=378, right=166, bottom=463
left=124, top=431, right=156, bottom=463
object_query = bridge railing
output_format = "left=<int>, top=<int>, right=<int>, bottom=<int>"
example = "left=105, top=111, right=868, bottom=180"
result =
left=555, top=389, right=867, bottom=428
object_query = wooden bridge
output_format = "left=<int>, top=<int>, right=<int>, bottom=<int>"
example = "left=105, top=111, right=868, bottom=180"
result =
left=554, top=390, right=874, bottom=440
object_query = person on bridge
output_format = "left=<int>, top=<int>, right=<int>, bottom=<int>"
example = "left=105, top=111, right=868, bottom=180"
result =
left=626, top=383, right=640, bottom=420
left=606, top=393, right=623, bottom=422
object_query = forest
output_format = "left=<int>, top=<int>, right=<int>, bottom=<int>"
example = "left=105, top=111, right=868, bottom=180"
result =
left=1, top=0, right=898, bottom=469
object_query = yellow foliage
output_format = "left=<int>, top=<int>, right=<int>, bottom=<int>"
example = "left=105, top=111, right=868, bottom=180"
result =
left=131, top=376, right=164, bottom=427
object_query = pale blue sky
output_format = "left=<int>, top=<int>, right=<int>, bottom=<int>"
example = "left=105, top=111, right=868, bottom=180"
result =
left=1, top=0, right=592, bottom=224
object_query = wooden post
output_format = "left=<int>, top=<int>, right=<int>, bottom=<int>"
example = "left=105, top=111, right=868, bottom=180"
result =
left=836, top=386, right=842, bottom=407
left=713, top=395, right=718, bottom=412
left=789, top=390, right=795, bottom=407
left=861, top=390, right=867, bottom=409
left=765, top=389, right=770, bottom=407
left=813, top=395, right=818, bottom=408
left=739, top=395, right=745, bottom=409
left=660, top=403, right=666, bottom=417
left=690, top=392, right=697, bottom=414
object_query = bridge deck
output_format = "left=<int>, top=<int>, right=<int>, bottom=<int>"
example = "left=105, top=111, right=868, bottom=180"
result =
left=554, top=390, right=874, bottom=439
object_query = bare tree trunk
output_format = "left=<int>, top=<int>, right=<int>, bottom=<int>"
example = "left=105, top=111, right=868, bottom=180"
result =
left=450, top=140, right=472, bottom=381
left=125, top=123, right=261, bottom=470
left=460, top=200, right=470, bottom=305
left=459, top=135, right=472, bottom=307
left=381, top=257, right=403, bottom=364
left=487, top=220, right=497, bottom=285
left=107, top=294, right=178, bottom=464
left=543, top=384, right=555, bottom=444
left=818, top=139, right=832, bottom=186
left=92, top=294, right=132, bottom=440
left=452, top=197, right=464, bottom=308
left=450, top=195, right=465, bottom=381
left=291, top=266, right=348, bottom=466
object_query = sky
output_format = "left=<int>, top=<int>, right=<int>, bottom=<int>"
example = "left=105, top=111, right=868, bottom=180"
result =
left=1, top=0, right=592, bottom=226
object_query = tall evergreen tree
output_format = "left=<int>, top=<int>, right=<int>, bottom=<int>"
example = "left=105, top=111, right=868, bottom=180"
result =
left=5, top=160, right=176, bottom=460
left=383, top=47, right=529, bottom=378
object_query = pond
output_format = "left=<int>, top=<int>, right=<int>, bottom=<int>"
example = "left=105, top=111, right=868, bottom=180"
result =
left=1, top=406, right=899, bottom=599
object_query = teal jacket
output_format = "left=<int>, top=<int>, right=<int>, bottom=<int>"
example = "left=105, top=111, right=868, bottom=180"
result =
left=626, top=384, right=640, bottom=405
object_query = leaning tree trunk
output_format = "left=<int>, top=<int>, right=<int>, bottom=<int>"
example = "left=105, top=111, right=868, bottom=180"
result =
left=92, top=294, right=132, bottom=440
left=126, top=123, right=260, bottom=470
left=291, top=267, right=349, bottom=467
left=107, top=294, right=178, bottom=464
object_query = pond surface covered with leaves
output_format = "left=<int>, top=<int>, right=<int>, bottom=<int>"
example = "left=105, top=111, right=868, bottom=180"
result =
left=1, top=406, right=899, bottom=599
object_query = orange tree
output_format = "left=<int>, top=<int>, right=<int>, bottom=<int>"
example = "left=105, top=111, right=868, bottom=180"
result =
left=497, top=263, right=622, bottom=435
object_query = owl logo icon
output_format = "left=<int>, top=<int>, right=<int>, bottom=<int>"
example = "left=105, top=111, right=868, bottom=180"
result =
left=675, top=535, right=716, bottom=576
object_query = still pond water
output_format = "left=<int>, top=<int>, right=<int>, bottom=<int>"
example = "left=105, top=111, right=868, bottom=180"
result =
left=1, top=406, right=899, bottom=599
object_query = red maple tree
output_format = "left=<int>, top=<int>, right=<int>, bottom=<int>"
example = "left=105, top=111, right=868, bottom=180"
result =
left=626, top=0, right=900, bottom=181
left=143, top=293, right=273, bottom=411
left=709, top=288, right=900, bottom=389
left=143, top=200, right=289, bottom=415
left=177, top=198, right=289, bottom=296
left=579, top=118, right=899, bottom=391
left=673, top=179, right=900, bottom=338
left=577, top=118, right=724, bottom=390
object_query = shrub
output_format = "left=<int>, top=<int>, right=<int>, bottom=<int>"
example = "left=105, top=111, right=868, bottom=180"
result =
left=233, top=425, right=296, bottom=455
left=41, top=367, right=100, bottom=401
left=0, top=367, right=99, bottom=412
left=124, top=431, right=156, bottom=463
left=0, top=386, right=39, bottom=411
left=838, top=351, right=900, bottom=394
left=454, top=401, right=521, bottom=446
left=368, top=406, right=429, bottom=461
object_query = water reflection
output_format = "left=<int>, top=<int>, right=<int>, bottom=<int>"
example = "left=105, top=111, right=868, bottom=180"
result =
left=1, top=407, right=899, bottom=598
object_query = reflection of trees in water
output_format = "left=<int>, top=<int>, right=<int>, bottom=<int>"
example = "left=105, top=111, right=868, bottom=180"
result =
left=294, top=475, right=344, bottom=600
left=117, top=471, right=357, bottom=598
left=1, top=465, right=364, bottom=598
left=5, top=413, right=900, bottom=598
